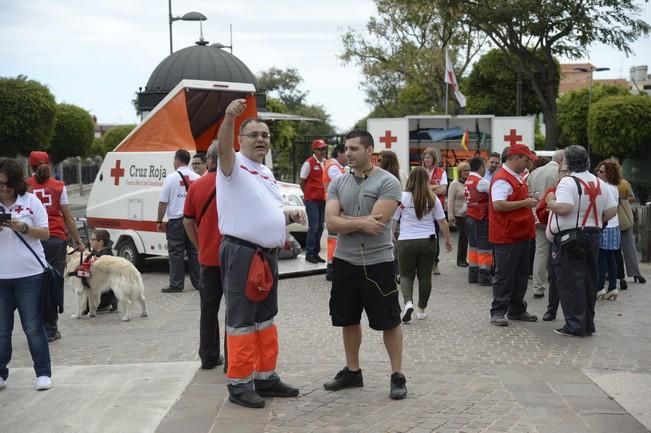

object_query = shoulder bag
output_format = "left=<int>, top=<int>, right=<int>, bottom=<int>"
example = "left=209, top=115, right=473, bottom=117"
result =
left=553, top=176, right=587, bottom=260
left=14, top=232, right=64, bottom=314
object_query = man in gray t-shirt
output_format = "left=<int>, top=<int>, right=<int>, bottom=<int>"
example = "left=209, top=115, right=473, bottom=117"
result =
left=323, top=129, right=407, bottom=400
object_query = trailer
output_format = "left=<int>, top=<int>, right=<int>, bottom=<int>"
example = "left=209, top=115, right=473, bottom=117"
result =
left=367, top=115, right=536, bottom=174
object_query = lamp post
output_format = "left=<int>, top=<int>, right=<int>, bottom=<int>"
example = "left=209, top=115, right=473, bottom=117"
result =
left=168, top=0, right=207, bottom=55
left=574, top=65, right=610, bottom=156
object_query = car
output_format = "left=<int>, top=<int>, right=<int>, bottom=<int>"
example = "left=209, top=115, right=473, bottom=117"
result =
left=278, top=181, right=308, bottom=248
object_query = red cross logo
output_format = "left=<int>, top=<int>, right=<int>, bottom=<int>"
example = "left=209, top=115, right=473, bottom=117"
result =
left=14, top=205, right=23, bottom=213
left=380, top=130, right=397, bottom=149
left=504, top=129, right=523, bottom=147
left=110, top=160, right=125, bottom=186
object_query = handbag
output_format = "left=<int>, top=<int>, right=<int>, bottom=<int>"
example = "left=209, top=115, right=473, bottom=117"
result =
left=245, top=248, right=274, bottom=302
left=553, top=176, right=587, bottom=260
left=14, top=232, right=64, bottom=314
left=617, top=198, right=634, bottom=231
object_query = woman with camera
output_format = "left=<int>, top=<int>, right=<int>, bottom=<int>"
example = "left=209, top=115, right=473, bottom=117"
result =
left=545, top=146, right=617, bottom=337
left=0, top=159, right=53, bottom=391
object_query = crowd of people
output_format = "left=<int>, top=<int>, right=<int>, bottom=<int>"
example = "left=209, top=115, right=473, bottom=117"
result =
left=0, top=116, right=647, bottom=406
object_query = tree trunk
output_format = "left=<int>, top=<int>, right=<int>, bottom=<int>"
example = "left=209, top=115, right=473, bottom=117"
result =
left=542, top=104, right=558, bottom=150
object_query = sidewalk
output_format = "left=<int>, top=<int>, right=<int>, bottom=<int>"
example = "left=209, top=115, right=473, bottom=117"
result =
left=2, top=250, right=650, bottom=433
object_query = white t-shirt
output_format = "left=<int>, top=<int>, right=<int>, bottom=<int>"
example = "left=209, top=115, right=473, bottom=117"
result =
left=469, top=172, right=490, bottom=193
left=491, top=165, right=524, bottom=202
left=603, top=182, right=620, bottom=228
left=0, top=193, right=49, bottom=278
left=548, top=172, right=617, bottom=234
left=159, top=165, right=200, bottom=219
left=299, top=155, right=324, bottom=180
left=393, top=191, right=445, bottom=240
left=427, top=167, right=448, bottom=185
left=217, top=152, right=286, bottom=248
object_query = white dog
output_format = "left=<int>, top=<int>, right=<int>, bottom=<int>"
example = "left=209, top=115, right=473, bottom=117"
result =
left=66, top=250, right=148, bottom=322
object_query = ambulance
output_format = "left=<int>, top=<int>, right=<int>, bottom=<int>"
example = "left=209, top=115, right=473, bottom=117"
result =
left=367, top=115, right=536, bottom=176
left=85, top=79, right=307, bottom=269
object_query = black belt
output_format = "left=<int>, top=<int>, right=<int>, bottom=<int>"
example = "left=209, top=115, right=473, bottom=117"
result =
left=224, top=236, right=280, bottom=254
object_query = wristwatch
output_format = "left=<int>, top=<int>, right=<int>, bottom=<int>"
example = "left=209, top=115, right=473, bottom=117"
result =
left=20, top=222, right=29, bottom=234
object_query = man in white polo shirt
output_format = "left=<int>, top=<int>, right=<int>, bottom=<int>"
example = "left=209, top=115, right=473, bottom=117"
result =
left=157, top=149, right=201, bottom=293
left=216, top=98, right=305, bottom=409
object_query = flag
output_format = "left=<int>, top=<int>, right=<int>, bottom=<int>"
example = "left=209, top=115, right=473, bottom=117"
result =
left=445, top=48, right=467, bottom=108
left=460, top=128, right=469, bottom=151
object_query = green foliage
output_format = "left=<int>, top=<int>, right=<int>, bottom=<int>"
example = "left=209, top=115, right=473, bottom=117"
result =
left=257, top=67, right=307, bottom=109
left=464, top=49, right=548, bottom=116
left=452, top=0, right=650, bottom=149
left=48, top=103, right=95, bottom=163
left=588, top=96, right=651, bottom=158
left=266, top=98, right=298, bottom=181
left=557, top=84, right=630, bottom=149
left=0, top=76, right=56, bottom=157
left=101, top=125, right=136, bottom=153
left=340, top=0, right=485, bottom=117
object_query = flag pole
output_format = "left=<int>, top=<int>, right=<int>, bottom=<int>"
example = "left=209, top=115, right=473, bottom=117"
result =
left=445, top=83, right=449, bottom=115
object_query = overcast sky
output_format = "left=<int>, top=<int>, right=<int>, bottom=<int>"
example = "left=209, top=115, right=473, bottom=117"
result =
left=1, top=1, right=650, bottom=132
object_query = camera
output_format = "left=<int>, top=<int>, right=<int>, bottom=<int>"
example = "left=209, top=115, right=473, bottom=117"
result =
left=0, top=213, right=11, bottom=223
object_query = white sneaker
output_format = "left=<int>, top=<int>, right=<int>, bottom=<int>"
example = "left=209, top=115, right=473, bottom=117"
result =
left=402, top=301, right=414, bottom=323
left=35, top=376, right=51, bottom=391
left=416, top=308, right=426, bottom=320
left=0, top=377, right=6, bottom=390
left=596, top=289, right=607, bottom=300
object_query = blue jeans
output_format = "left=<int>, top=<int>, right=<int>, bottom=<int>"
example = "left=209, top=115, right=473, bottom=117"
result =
left=304, top=200, right=325, bottom=257
left=0, top=273, right=51, bottom=380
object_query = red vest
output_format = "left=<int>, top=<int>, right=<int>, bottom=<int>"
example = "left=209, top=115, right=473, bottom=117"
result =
left=488, top=168, right=535, bottom=244
left=303, top=155, right=325, bottom=201
left=464, top=173, right=489, bottom=221
left=323, top=158, right=345, bottom=199
left=429, top=167, right=446, bottom=206
left=26, top=176, right=67, bottom=240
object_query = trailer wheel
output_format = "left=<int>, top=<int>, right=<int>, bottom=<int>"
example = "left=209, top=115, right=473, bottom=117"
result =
left=117, top=238, right=145, bottom=270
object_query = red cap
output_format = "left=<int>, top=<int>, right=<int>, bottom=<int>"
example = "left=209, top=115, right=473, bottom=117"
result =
left=507, top=144, right=537, bottom=160
left=28, top=151, right=50, bottom=167
left=312, top=139, right=327, bottom=150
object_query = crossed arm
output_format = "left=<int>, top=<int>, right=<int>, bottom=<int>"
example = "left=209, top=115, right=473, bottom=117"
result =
left=325, top=198, right=399, bottom=236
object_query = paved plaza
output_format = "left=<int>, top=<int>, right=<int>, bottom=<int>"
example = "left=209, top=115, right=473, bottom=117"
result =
left=2, top=247, right=651, bottom=433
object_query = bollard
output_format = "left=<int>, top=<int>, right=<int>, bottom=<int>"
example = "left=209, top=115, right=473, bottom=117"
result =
left=641, top=205, right=651, bottom=262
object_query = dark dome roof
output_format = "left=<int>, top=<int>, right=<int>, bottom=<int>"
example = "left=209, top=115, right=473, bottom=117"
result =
left=145, top=41, right=257, bottom=92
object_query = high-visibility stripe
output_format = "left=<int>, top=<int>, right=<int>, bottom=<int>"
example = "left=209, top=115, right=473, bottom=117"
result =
left=256, top=318, right=274, bottom=331
left=477, top=251, right=493, bottom=268
left=254, top=370, right=276, bottom=380
left=226, top=332, right=257, bottom=380
left=255, top=324, right=278, bottom=374
left=227, top=374, right=254, bottom=386
left=226, top=325, right=256, bottom=335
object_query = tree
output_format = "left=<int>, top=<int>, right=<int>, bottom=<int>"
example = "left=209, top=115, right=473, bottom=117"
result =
left=340, top=0, right=485, bottom=117
left=450, top=0, right=649, bottom=149
left=101, top=125, right=136, bottom=153
left=463, top=48, right=547, bottom=116
left=257, top=67, right=307, bottom=109
left=48, top=103, right=95, bottom=162
left=557, top=84, right=630, bottom=149
left=0, top=76, right=56, bottom=157
left=588, top=96, right=651, bottom=158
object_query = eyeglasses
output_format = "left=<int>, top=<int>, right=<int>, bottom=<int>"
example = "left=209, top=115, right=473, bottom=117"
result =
left=240, top=132, right=271, bottom=140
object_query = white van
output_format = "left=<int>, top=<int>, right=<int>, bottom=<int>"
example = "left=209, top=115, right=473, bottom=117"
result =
left=86, top=80, right=306, bottom=268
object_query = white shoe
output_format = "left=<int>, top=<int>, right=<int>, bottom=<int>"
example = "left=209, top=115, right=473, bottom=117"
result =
left=35, top=376, right=51, bottom=391
left=402, top=301, right=414, bottom=323
left=0, top=377, right=6, bottom=390
left=596, top=289, right=607, bottom=300
left=416, top=308, right=426, bottom=320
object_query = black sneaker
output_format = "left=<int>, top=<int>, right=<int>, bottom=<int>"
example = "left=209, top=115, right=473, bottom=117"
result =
left=161, top=286, right=183, bottom=293
left=390, top=372, right=407, bottom=400
left=506, top=311, right=538, bottom=322
left=305, top=255, right=320, bottom=264
left=323, top=367, right=363, bottom=391
left=554, top=327, right=579, bottom=337
left=256, top=381, right=299, bottom=397
left=316, top=256, right=326, bottom=263
left=47, top=331, right=61, bottom=343
left=201, top=355, right=224, bottom=370
left=229, top=390, right=265, bottom=408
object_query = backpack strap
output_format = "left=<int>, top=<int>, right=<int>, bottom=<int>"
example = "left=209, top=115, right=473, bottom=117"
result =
left=177, top=170, right=190, bottom=192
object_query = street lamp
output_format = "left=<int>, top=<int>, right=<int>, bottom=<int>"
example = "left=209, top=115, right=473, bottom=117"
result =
left=574, top=65, right=610, bottom=156
left=168, top=0, right=207, bottom=55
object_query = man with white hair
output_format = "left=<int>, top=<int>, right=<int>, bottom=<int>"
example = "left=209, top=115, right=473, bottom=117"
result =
left=527, top=150, right=564, bottom=299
